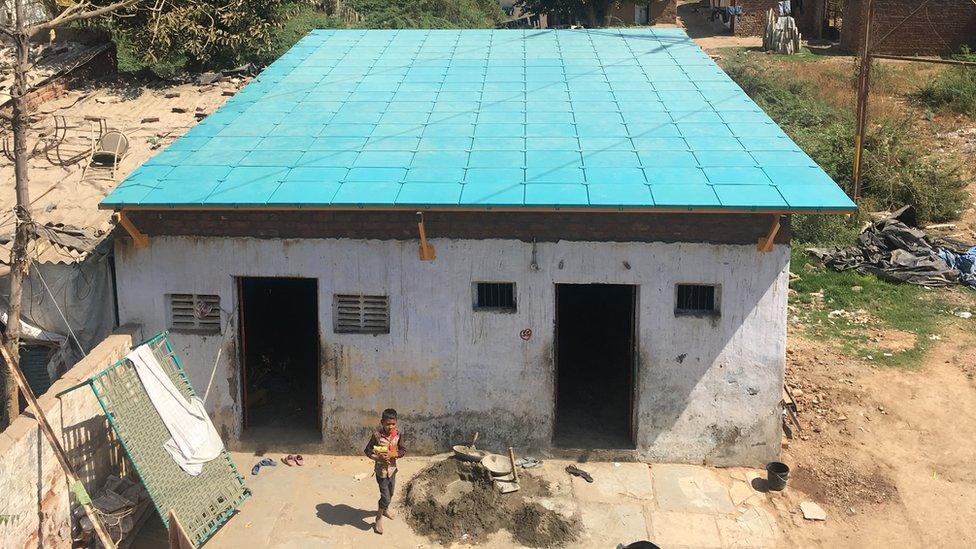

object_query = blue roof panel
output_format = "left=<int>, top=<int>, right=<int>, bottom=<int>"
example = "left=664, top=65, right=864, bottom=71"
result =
left=102, top=29, right=855, bottom=213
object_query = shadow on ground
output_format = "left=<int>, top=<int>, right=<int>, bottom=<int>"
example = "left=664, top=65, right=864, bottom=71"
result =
left=315, top=503, right=373, bottom=531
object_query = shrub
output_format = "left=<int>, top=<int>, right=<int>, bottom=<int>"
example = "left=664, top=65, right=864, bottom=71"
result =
left=348, top=0, right=503, bottom=28
left=909, top=46, right=976, bottom=117
left=108, top=1, right=331, bottom=77
left=911, top=67, right=976, bottom=117
left=722, top=52, right=968, bottom=241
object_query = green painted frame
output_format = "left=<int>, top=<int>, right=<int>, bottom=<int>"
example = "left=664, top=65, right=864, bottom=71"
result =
left=87, top=331, right=249, bottom=547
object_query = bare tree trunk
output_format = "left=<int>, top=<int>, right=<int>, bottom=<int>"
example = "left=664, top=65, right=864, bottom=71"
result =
left=4, top=0, right=32, bottom=425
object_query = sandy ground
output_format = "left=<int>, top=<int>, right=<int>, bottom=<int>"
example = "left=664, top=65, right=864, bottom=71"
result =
left=677, top=0, right=762, bottom=52
left=775, top=327, right=976, bottom=548
left=134, top=455, right=785, bottom=548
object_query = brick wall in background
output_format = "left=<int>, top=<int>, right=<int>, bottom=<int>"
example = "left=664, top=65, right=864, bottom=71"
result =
left=734, top=0, right=782, bottom=35
left=841, top=0, right=976, bottom=56
left=0, top=327, right=140, bottom=549
left=728, top=0, right=827, bottom=37
left=609, top=0, right=678, bottom=25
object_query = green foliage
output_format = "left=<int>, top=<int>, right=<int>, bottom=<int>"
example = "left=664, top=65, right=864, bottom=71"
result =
left=909, top=46, right=976, bottom=117
left=788, top=249, right=963, bottom=367
left=258, top=5, right=338, bottom=66
left=348, top=0, right=504, bottom=28
left=722, top=51, right=968, bottom=239
left=911, top=66, right=976, bottom=118
left=109, top=1, right=332, bottom=77
left=790, top=214, right=860, bottom=246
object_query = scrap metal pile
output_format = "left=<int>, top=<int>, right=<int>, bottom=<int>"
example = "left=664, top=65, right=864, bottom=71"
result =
left=810, top=206, right=976, bottom=288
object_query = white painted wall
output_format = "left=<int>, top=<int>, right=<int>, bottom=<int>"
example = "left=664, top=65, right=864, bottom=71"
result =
left=114, top=236, right=789, bottom=466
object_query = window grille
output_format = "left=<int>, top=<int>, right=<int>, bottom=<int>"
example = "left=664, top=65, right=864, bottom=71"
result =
left=474, top=282, right=516, bottom=312
left=334, top=294, right=390, bottom=334
left=167, top=294, right=221, bottom=334
left=675, top=284, right=719, bottom=316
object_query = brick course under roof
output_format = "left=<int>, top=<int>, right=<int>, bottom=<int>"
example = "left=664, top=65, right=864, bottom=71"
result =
left=101, top=28, right=857, bottom=213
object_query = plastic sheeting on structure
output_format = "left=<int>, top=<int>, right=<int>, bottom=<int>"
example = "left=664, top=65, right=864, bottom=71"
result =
left=810, top=206, right=975, bottom=287
left=0, top=241, right=115, bottom=353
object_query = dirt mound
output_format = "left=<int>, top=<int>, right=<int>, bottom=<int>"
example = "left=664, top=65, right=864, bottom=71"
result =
left=791, top=456, right=899, bottom=508
left=404, top=458, right=579, bottom=547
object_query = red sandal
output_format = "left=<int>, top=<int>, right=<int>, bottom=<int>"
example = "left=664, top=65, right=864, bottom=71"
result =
left=283, top=455, right=297, bottom=466
left=295, top=454, right=305, bottom=466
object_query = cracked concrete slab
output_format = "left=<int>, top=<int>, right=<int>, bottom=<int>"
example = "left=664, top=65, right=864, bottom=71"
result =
left=716, top=507, right=778, bottom=548
left=578, top=501, right=649, bottom=547
left=569, top=462, right=653, bottom=503
left=652, top=464, right=735, bottom=515
left=650, top=510, right=723, bottom=548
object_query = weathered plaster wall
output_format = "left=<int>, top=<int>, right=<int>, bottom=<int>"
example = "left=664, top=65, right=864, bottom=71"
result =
left=114, top=237, right=788, bottom=466
left=0, top=327, right=140, bottom=549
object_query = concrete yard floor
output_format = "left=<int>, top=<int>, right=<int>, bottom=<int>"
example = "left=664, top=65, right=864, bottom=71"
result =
left=132, top=452, right=782, bottom=548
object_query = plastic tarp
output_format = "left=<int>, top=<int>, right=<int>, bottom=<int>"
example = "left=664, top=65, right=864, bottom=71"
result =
left=0, top=243, right=115, bottom=353
left=811, top=206, right=976, bottom=287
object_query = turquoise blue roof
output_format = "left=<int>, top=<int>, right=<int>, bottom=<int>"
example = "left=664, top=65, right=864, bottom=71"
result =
left=102, top=28, right=856, bottom=213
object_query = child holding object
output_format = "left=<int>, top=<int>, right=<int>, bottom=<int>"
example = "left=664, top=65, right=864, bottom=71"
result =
left=363, top=408, right=406, bottom=534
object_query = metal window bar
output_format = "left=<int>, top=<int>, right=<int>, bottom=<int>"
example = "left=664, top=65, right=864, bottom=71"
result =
left=475, top=282, right=516, bottom=311
left=676, top=284, right=717, bottom=314
left=86, top=332, right=249, bottom=547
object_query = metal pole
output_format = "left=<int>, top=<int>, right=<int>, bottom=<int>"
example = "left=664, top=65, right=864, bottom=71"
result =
left=870, top=53, right=976, bottom=67
left=851, top=0, right=876, bottom=203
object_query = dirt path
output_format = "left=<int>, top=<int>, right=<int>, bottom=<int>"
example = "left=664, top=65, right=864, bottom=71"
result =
left=778, top=326, right=976, bottom=547
left=677, top=0, right=762, bottom=51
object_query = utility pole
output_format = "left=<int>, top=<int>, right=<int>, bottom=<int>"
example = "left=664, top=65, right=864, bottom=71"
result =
left=851, top=0, right=875, bottom=203
left=4, top=0, right=33, bottom=425
left=1, top=0, right=140, bottom=426
left=851, top=0, right=943, bottom=203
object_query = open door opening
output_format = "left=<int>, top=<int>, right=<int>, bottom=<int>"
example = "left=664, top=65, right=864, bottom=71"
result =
left=239, top=277, right=321, bottom=441
left=554, top=284, right=636, bottom=449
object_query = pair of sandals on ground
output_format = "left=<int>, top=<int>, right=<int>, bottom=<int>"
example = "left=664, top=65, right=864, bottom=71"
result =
left=250, top=454, right=305, bottom=475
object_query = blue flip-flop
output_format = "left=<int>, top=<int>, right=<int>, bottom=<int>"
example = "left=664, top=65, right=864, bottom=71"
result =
left=251, top=457, right=278, bottom=475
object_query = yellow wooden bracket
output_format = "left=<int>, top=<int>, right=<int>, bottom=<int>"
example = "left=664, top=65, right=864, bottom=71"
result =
left=417, top=212, right=436, bottom=261
left=757, top=215, right=781, bottom=252
left=115, top=211, right=149, bottom=248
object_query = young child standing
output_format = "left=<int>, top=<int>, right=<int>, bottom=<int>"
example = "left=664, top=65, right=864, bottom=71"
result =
left=363, top=408, right=405, bottom=534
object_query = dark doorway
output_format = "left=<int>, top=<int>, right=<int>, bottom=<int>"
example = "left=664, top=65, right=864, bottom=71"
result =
left=554, top=284, right=636, bottom=449
left=239, top=277, right=320, bottom=440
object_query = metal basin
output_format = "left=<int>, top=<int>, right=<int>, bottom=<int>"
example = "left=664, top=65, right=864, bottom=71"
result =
left=481, top=453, right=513, bottom=476
left=452, top=445, right=487, bottom=462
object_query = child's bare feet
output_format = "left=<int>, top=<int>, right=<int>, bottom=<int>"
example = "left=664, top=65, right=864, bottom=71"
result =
left=383, top=508, right=395, bottom=520
left=374, top=516, right=383, bottom=534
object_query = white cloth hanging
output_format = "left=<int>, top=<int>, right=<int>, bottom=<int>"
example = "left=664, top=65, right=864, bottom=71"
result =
left=128, top=345, right=223, bottom=476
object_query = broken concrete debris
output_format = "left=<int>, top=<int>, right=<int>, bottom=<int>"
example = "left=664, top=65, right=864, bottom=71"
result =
left=800, top=501, right=827, bottom=521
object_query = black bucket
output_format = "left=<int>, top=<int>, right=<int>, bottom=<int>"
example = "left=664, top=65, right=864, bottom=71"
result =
left=766, top=462, right=790, bottom=491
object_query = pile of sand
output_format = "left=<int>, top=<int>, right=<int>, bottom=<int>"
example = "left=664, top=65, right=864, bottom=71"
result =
left=403, top=458, right=579, bottom=547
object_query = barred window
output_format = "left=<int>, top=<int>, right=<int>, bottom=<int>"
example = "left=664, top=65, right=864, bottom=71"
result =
left=675, top=284, right=719, bottom=316
left=473, top=282, right=516, bottom=313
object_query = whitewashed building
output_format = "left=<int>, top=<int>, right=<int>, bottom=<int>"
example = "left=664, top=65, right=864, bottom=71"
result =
left=101, top=29, right=855, bottom=465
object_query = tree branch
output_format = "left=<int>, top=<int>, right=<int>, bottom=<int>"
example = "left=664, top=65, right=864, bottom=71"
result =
left=27, top=0, right=140, bottom=37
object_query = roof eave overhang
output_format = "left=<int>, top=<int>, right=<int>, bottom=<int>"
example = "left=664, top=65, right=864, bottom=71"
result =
left=101, top=204, right=858, bottom=215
